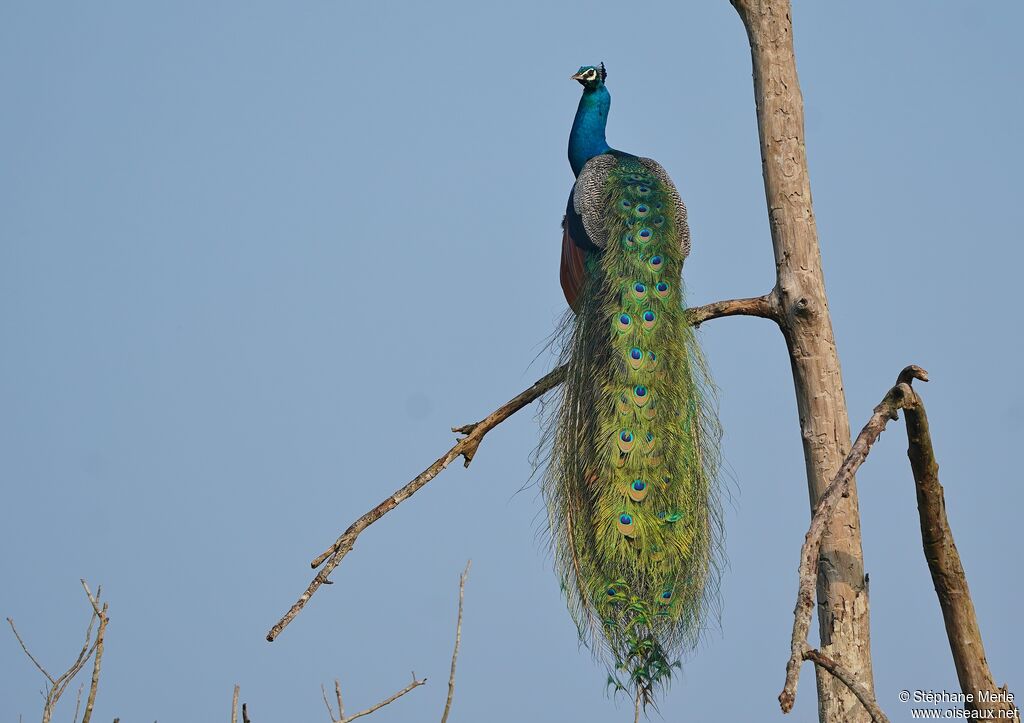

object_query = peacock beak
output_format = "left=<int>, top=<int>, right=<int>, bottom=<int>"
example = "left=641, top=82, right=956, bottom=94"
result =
left=571, top=72, right=587, bottom=81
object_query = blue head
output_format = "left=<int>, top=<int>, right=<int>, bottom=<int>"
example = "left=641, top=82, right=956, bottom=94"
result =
left=568, top=63, right=612, bottom=177
left=571, top=63, right=607, bottom=91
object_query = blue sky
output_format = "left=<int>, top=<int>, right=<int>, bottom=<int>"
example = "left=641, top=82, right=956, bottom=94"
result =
left=2, top=1, right=1021, bottom=721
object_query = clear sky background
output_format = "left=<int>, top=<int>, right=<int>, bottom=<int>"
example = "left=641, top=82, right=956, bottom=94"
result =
left=2, top=2, right=1021, bottom=721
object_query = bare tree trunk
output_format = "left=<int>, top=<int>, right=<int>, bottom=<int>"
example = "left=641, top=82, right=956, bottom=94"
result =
left=728, top=1, right=875, bottom=720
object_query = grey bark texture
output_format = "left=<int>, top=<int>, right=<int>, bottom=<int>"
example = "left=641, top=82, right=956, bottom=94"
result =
left=729, top=1, right=876, bottom=721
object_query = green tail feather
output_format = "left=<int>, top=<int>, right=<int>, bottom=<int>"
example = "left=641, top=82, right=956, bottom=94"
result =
left=543, top=159, right=723, bottom=702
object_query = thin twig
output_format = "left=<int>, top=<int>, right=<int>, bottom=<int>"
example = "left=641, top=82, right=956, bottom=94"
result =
left=6, top=618, right=55, bottom=683
left=335, top=679, right=344, bottom=721
left=441, top=562, right=470, bottom=723
left=267, top=296, right=775, bottom=641
left=241, top=703, right=251, bottom=723
left=73, top=683, right=84, bottom=723
left=339, top=674, right=426, bottom=723
left=779, top=366, right=927, bottom=715
left=232, top=685, right=240, bottom=723
left=321, top=683, right=334, bottom=721
left=803, top=649, right=889, bottom=723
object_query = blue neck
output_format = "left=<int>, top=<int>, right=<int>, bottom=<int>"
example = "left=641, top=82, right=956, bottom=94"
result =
left=568, top=85, right=612, bottom=177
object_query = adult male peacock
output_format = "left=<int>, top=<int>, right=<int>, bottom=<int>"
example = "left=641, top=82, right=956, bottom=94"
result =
left=544, top=63, right=724, bottom=710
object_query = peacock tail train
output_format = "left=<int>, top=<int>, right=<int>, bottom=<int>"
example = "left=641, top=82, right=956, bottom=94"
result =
left=543, top=154, right=724, bottom=705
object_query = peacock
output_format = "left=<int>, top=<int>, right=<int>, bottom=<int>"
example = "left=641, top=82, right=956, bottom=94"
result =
left=543, top=63, right=724, bottom=710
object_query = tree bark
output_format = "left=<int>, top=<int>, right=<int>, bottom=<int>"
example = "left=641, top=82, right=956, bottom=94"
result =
left=729, top=1, right=875, bottom=720
left=903, top=389, right=1019, bottom=719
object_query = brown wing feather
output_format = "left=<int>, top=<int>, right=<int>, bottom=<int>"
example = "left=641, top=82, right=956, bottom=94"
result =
left=560, top=216, right=587, bottom=313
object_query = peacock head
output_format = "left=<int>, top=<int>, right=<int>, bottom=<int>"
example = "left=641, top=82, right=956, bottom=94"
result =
left=571, top=63, right=607, bottom=91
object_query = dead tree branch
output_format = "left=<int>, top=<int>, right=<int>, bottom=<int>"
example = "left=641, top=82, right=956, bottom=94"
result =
left=266, top=296, right=774, bottom=641
left=7, top=581, right=108, bottom=723
left=321, top=683, right=335, bottom=722
left=901, top=385, right=1019, bottom=719
left=440, top=561, right=470, bottom=723
left=779, top=366, right=928, bottom=717
left=79, top=580, right=109, bottom=723
left=781, top=365, right=1017, bottom=721
left=72, top=684, right=84, bottom=723
left=329, top=674, right=425, bottom=723
left=686, top=292, right=778, bottom=327
left=314, top=561, right=471, bottom=722
left=802, top=650, right=889, bottom=723
left=7, top=617, right=57, bottom=684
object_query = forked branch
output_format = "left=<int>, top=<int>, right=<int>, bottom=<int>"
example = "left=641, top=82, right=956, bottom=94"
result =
left=267, top=294, right=775, bottom=642
left=781, top=365, right=1017, bottom=721
left=779, top=366, right=926, bottom=719
left=320, top=674, right=425, bottom=723
left=7, top=580, right=109, bottom=723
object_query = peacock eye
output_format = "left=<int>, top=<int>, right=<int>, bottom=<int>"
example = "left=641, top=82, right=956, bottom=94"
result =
left=627, top=346, right=644, bottom=370
left=649, top=255, right=663, bottom=272
left=617, top=512, right=636, bottom=536
left=636, top=228, right=653, bottom=244
left=628, top=477, right=648, bottom=501
left=620, top=431, right=632, bottom=442
left=616, top=313, right=632, bottom=333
